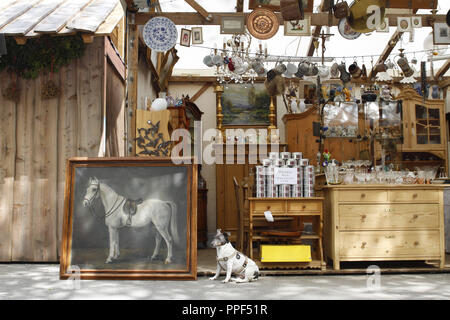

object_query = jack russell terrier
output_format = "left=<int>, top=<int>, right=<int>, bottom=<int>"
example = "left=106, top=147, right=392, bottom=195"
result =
left=209, top=229, right=260, bottom=283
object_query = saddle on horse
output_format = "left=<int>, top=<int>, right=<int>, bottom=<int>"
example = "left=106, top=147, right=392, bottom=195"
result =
left=123, top=198, right=143, bottom=226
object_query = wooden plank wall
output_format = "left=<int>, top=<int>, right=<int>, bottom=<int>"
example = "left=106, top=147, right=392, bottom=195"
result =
left=0, top=36, right=124, bottom=261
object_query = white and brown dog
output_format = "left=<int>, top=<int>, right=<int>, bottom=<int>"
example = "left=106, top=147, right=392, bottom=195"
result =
left=209, top=229, right=260, bottom=283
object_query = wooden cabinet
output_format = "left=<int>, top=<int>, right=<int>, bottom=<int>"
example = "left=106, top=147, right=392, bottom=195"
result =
left=397, top=88, right=446, bottom=153
left=324, top=185, right=446, bottom=270
left=375, top=88, right=448, bottom=171
left=283, top=108, right=366, bottom=165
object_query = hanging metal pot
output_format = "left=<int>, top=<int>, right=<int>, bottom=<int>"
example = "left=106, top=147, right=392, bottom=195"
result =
left=348, top=61, right=362, bottom=79
left=347, top=0, right=386, bottom=33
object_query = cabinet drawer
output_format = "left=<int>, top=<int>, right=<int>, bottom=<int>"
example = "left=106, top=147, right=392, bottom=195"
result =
left=339, top=204, right=440, bottom=230
left=339, top=231, right=441, bottom=258
left=389, top=190, right=439, bottom=203
left=288, top=201, right=322, bottom=213
left=338, top=190, right=388, bottom=202
left=253, top=201, right=285, bottom=213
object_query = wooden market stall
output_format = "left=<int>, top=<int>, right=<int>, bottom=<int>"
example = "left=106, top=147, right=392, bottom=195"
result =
left=117, top=0, right=450, bottom=274
left=0, top=0, right=126, bottom=261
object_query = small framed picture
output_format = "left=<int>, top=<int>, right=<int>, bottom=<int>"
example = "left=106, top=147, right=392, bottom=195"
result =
left=180, top=28, right=191, bottom=47
left=376, top=17, right=389, bottom=33
left=284, top=17, right=311, bottom=36
left=433, top=23, right=450, bottom=45
left=220, top=15, right=245, bottom=34
left=397, top=17, right=411, bottom=32
left=191, top=27, right=203, bottom=44
left=411, top=16, right=422, bottom=28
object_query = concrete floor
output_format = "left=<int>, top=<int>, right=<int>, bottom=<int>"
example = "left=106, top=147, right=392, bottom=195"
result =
left=1, top=264, right=450, bottom=300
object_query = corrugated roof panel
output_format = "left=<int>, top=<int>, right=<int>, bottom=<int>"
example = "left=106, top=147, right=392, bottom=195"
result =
left=33, top=0, right=94, bottom=34
left=1, top=0, right=65, bottom=35
left=0, top=0, right=41, bottom=29
left=66, top=0, right=118, bottom=33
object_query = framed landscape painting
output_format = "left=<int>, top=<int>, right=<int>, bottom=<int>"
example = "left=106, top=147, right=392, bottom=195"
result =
left=220, top=83, right=273, bottom=127
left=60, top=157, right=197, bottom=280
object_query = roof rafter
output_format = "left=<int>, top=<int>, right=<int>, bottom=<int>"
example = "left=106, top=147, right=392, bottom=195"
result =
left=184, top=0, right=212, bottom=22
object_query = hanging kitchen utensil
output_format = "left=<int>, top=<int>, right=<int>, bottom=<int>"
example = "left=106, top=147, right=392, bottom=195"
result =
left=338, top=18, right=361, bottom=40
left=361, top=64, right=368, bottom=80
left=347, top=0, right=386, bottom=33
left=338, top=62, right=351, bottom=84
left=280, top=0, right=304, bottom=21
left=247, top=8, right=280, bottom=40
left=333, top=0, right=349, bottom=19
left=397, top=51, right=414, bottom=78
left=349, top=61, right=362, bottom=79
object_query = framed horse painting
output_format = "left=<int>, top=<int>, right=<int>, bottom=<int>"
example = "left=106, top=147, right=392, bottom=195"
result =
left=60, top=157, right=197, bottom=280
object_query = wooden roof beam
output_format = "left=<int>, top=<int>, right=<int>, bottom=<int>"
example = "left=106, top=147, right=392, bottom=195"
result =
left=133, top=12, right=446, bottom=26
left=184, top=0, right=213, bottom=22
left=436, top=59, right=450, bottom=81
left=368, top=30, right=403, bottom=80
left=236, top=0, right=243, bottom=12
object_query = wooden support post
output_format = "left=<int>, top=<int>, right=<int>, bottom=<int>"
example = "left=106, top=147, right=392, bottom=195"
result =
left=127, top=23, right=139, bottom=156
left=236, top=0, right=243, bottom=12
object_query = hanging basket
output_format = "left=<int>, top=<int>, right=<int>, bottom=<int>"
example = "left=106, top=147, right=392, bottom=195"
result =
left=333, top=0, right=349, bottom=19
left=2, top=81, right=20, bottom=102
left=41, top=79, right=60, bottom=99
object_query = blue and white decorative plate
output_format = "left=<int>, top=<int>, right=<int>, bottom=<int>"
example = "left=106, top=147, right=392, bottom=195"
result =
left=143, top=17, right=177, bottom=52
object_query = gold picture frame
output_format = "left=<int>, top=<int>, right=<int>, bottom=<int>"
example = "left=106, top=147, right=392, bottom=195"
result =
left=60, top=157, right=198, bottom=280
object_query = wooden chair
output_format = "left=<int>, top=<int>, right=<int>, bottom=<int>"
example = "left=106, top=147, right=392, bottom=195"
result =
left=233, top=176, right=302, bottom=256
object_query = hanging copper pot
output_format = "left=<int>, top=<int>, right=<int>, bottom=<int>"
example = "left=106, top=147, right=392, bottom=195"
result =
left=347, top=0, right=386, bottom=33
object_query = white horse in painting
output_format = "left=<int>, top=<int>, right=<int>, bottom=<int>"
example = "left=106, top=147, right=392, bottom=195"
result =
left=82, top=177, right=179, bottom=264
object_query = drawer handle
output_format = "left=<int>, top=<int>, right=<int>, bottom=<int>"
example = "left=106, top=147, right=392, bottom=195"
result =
left=360, top=193, right=366, bottom=198
left=302, top=205, right=306, bottom=209
left=412, top=194, right=418, bottom=198
left=385, top=235, right=395, bottom=239
left=361, top=242, right=367, bottom=249
left=361, top=214, right=367, bottom=221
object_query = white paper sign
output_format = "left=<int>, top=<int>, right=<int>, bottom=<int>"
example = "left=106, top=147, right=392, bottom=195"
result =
left=274, top=167, right=297, bottom=185
left=264, top=210, right=274, bottom=222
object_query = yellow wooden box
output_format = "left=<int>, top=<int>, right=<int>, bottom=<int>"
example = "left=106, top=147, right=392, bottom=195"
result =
left=260, top=245, right=312, bottom=262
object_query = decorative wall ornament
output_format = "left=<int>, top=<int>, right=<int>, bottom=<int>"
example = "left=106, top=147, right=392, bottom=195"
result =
left=143, top=16, right=178, bottom=52
left=247, top=8, right=280, bottom=40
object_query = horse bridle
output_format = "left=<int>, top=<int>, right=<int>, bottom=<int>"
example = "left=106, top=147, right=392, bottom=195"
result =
left=84, top=180, right=125, bottom=219
left=84, top=181, right=100, bottom=207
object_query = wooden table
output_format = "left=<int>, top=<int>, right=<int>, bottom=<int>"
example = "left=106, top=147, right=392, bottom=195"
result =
left=248, top=197, right=326, bottom=270
left=324, top=184, right=447, bottom=270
